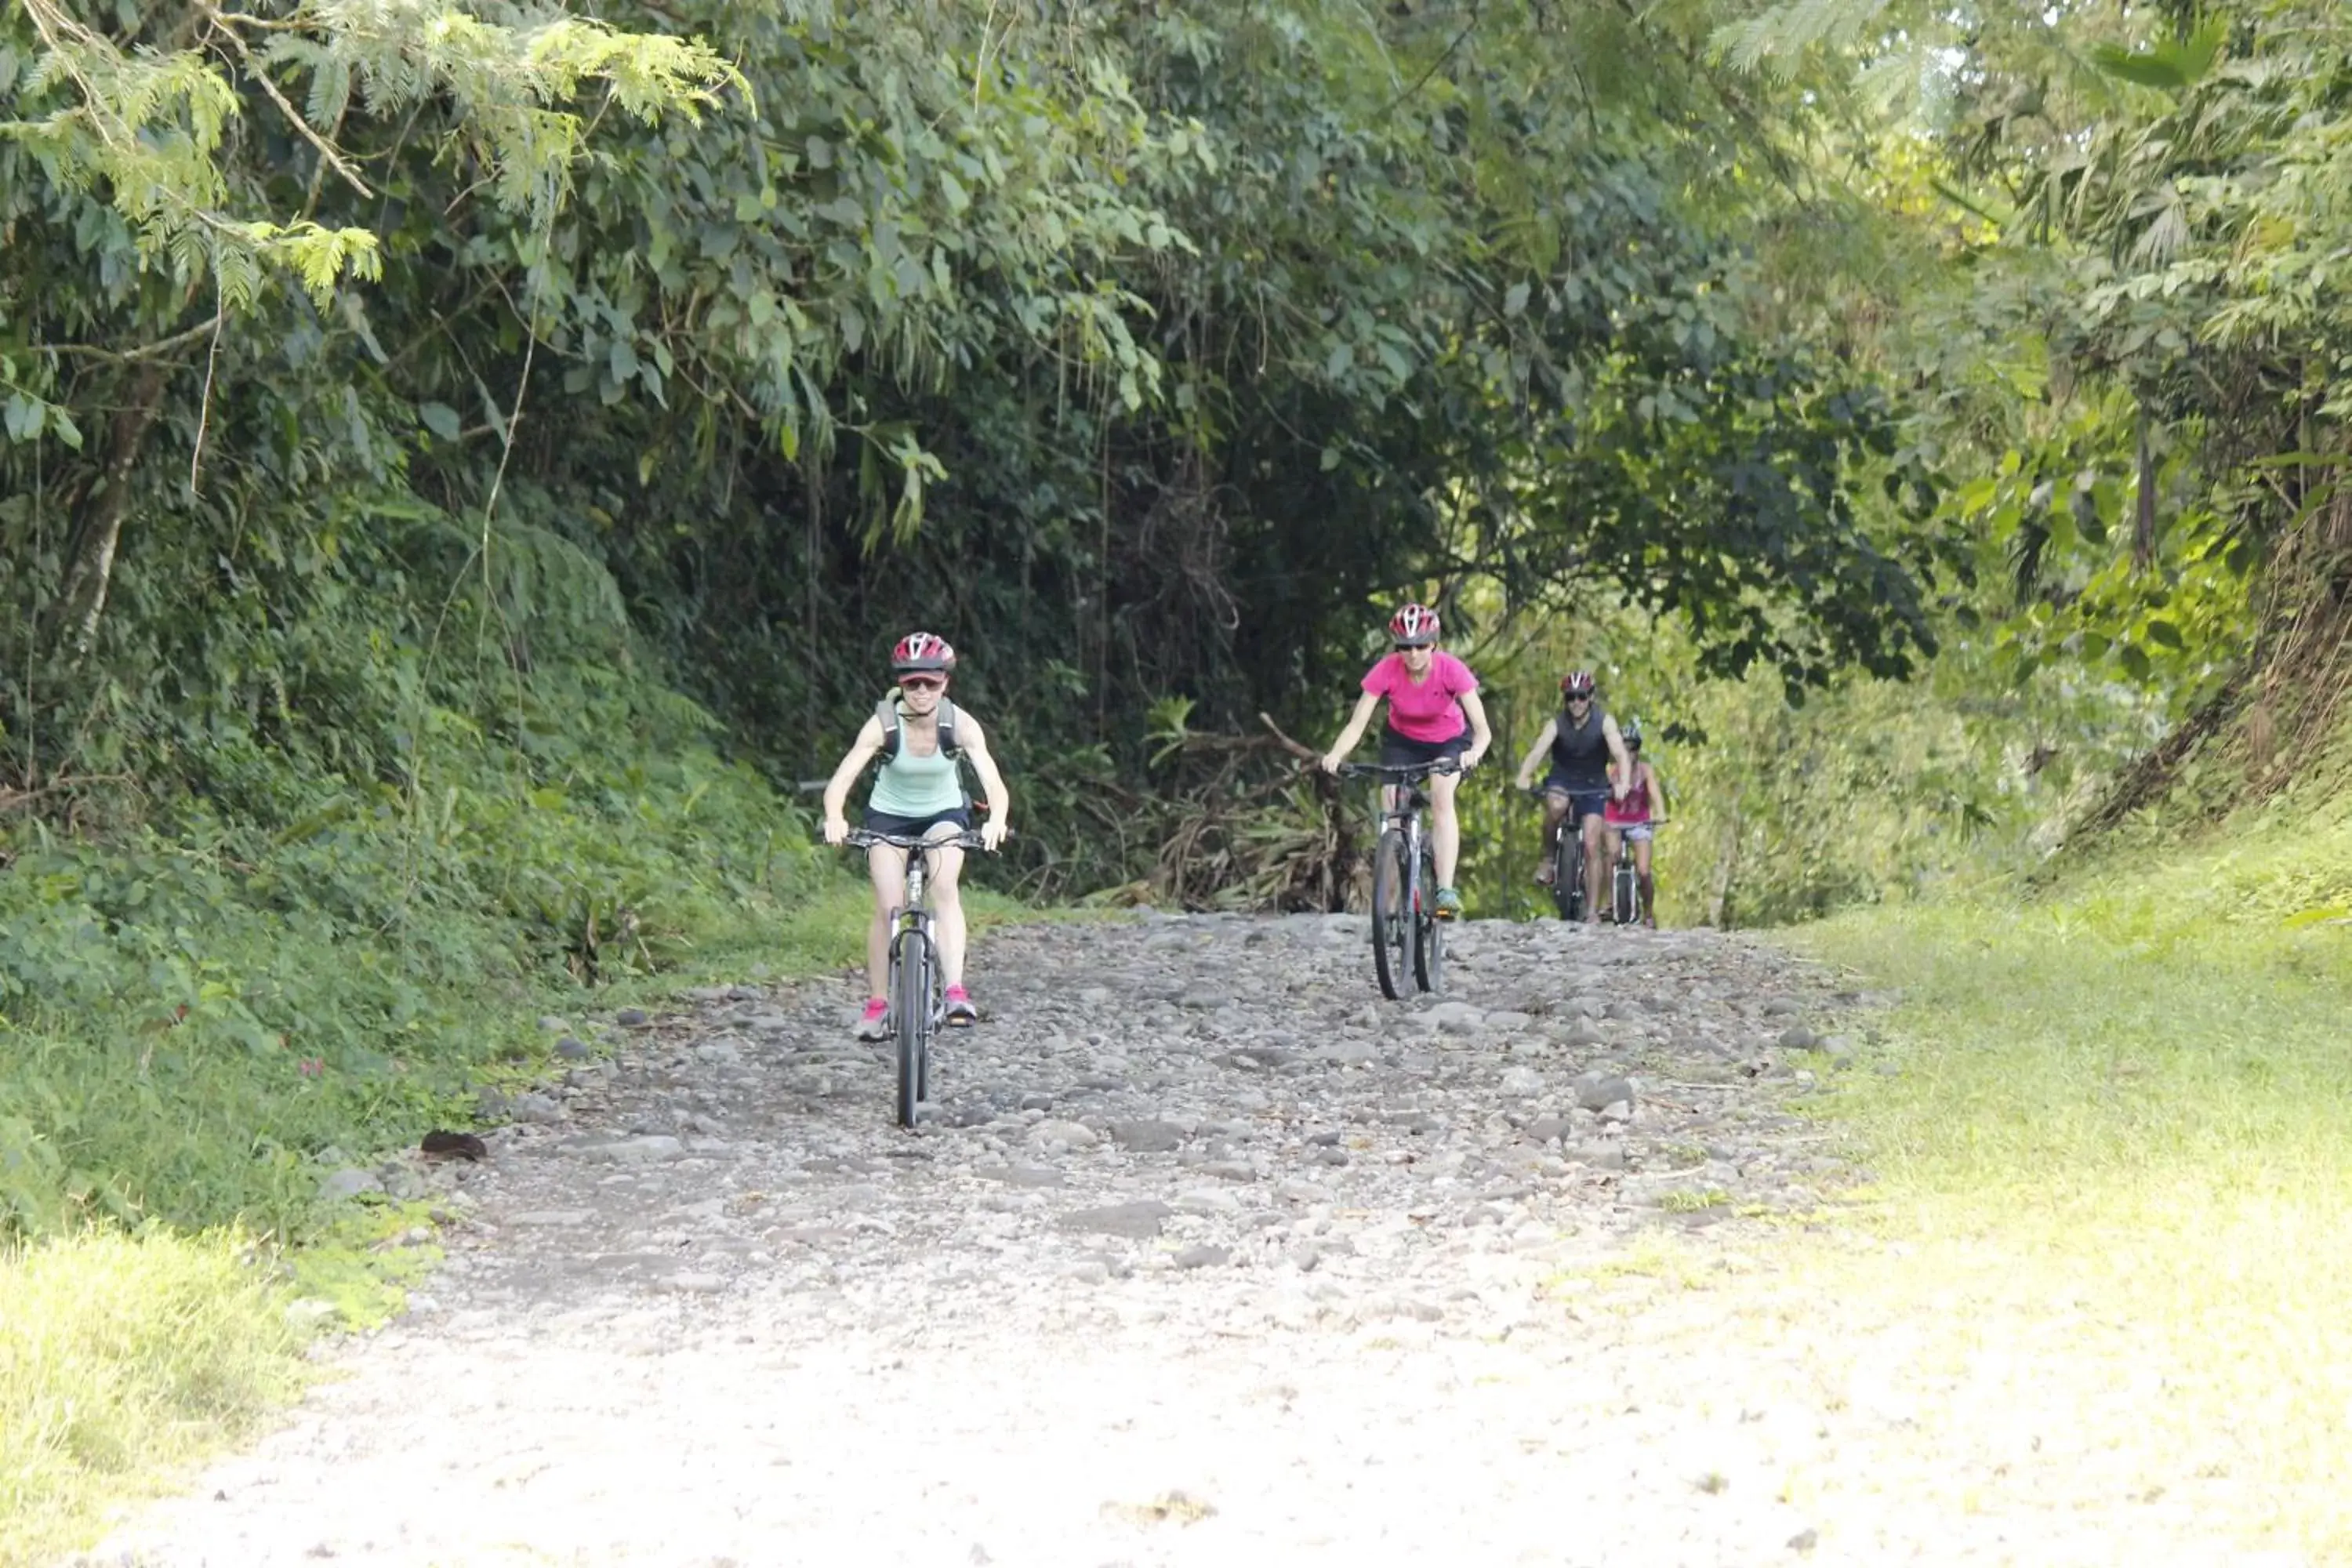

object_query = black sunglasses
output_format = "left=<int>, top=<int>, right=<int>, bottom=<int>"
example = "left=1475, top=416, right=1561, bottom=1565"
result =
left=1566, top=691, right=1593, bottom=702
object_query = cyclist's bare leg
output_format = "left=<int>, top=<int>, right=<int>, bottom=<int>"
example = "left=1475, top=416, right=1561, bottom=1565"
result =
left=1603, top=826, right=1625, bottom=914
left=924, top=826, right=969, bottom=988
left=1633, top=835, right=1656, bottom=924
left=1580, top=808, right=1608, bottom=923
left=1428, top=769, right=1462, bottom=887
left=1536, top=789, right=1570, bottom=882
left=863, top=842, right=910, bottom=997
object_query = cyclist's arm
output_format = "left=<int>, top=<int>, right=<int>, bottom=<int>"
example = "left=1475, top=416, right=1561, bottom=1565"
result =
left=1457, top=688, right=1494, bottom=768
left=1602, top=714, right=1632, bottom=797
left=1642, top=765, right=1666, bottom=819
left=1319, top=690, right=1383, bottom=772
left=956, top=713, right=1012, bottom=838
left=821, top=715, right=888, bottom=837
left=1515, top=717, right=1557, bottom=788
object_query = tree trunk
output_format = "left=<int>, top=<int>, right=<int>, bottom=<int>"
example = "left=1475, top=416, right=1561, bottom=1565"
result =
left=1708, top=807, right=1742, bottom=929
left=58, top=361, right=169, bottom=659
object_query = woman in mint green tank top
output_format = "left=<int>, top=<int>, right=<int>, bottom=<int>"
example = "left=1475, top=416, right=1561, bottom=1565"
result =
left=821, top=632, right=1011, bottom=1037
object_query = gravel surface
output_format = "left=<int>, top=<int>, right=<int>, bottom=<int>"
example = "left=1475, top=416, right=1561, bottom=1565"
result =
left=72, top=913, right=2289, bottom=1567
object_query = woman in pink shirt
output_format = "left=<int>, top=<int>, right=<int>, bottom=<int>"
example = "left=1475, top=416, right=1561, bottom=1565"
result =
left=1318, top=603, right=1493, bottom=918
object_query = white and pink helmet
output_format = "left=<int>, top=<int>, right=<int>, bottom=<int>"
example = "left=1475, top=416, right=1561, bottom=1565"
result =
left=1388, top=603, right=1441, bottom=647
left=890, top=630, right=956, bottom=675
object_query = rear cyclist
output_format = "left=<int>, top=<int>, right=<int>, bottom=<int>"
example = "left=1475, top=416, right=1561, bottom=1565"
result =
left=1317, top=602, right=1493, bottom=919
left=1512, top=670, right=1632, bottom=924
left=819, top=633, right=1011, bottom=1040
left=1602, top=718, right=1665, bottom=927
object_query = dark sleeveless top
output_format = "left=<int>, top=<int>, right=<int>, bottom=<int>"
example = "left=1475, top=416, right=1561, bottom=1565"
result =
left=1549, top=703, right=1610, bottom=790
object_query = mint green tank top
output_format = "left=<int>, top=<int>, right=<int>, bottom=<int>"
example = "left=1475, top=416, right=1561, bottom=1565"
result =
left=869, top=703, right=966, bottom=817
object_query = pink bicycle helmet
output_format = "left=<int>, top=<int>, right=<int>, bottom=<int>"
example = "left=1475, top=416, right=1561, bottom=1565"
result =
left=1560, top=670, right=1596, bottom=697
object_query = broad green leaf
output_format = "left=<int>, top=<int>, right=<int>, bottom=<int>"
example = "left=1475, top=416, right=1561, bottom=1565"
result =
left=2089, top=43, right=2187, bottom=90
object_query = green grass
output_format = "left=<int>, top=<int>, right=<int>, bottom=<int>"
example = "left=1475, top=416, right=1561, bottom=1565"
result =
left=0, top=834, right=1063, bottom=1561
left=0, top=703, right=1056, bottom=1561
left=1772, top=807, right=2352, bottom=1556
left=0, top=1228, right=305, bottom=1567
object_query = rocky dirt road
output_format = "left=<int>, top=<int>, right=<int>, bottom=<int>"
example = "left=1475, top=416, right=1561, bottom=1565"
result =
left=74, top=914, right=2287, bottom=1567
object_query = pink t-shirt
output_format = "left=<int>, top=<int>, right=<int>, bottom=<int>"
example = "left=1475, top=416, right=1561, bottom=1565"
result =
left=1363, top=651, right=1478, bottom=742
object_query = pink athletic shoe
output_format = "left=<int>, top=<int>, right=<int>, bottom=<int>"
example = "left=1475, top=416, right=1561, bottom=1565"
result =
left=943, top=985, right=978, bottom=1026
left=854, top=996, right=890, bottom=1040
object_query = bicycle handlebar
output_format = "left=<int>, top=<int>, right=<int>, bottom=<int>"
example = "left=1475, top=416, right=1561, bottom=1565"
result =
left=1336, top=758, right=1465, bottom=782
left=840, top=829, right=995, bottom=851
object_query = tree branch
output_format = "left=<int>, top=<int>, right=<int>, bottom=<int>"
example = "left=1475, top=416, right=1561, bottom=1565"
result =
left=203, top=3, right=375, bottom=199
left=59, top=361, right=171, bottom=661
left=40, top=313, right=228, bottom=364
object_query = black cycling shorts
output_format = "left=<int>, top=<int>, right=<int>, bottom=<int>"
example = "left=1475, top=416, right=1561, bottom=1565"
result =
left=1377, top=726, right=1469, bottom=772
left=1541, top=768, right=1610, bottom=824
left=862, top=806, right=971, bottom=837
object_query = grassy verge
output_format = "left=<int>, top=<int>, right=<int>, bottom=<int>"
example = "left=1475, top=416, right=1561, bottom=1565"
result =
left=0, top=707, right=1052, bottom=1563
left=1766, top=808, right=2352, bottom=1558
left=0, top=1229, right=304, bottom=1566
left=0, top=858, right=1047, bottom=1564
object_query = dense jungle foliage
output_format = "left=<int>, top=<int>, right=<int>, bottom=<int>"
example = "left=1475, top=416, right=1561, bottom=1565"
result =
left=7, top=0, right=2352, bottom=1241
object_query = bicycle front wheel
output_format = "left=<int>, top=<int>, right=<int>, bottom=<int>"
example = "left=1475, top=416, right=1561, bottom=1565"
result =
left=892, top=929, right=932, bottom=1128
left=1370, top=829, right=1410, bottom=1000
left=1555, top=829, right=1583, bottom=921
left=1613, top=850, right=1639, bottom=926
left=1413, top=844, right=1445, bottom=994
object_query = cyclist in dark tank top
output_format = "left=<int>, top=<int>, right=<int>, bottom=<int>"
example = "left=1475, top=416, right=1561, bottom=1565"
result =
left=1512, top=669, right=1632, bottom=923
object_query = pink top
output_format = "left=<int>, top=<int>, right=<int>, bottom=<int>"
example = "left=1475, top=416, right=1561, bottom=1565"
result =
left=1604, top=760, right=1654, bottom=825
left=1363, top=650, right=1478, bottom=742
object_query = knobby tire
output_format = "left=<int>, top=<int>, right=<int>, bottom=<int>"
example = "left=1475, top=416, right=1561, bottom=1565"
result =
left=1370, top=829, right=1410, bottom=1001
left=1413, top=844, right=1445, bottom=994
left=1553, top=826, right=1583, bottom=922
left=892, top=927, right=931, bottom=1128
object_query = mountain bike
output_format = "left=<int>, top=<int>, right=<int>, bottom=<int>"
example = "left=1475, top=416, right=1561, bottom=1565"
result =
left=842, top=826, right=989, bottom=1127
left=1524, top=786, right=1589, bottom=922
left=1339, top=759, right=1462, bottom=1000
left=1602, top=818, right=1666, bottom=927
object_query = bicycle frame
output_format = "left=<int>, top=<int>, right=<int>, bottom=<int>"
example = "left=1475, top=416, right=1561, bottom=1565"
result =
left=1523, top=784, right=1591, bottom=921
left=1341, top=759, right=1458, bottom=897
left=1602, top=816, right=1665, bottom=927
left=842, top=826, right=986, bottom=1126
left=1339, top=759, right=1460, bottom=998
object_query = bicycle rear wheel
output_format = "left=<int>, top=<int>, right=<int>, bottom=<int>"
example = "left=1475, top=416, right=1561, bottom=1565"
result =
left=1370, top=829, right=1410, bottom=1000
left=1412, top=844, right=1445, bottom=994
left=891, top=929, right=931, bottom=1127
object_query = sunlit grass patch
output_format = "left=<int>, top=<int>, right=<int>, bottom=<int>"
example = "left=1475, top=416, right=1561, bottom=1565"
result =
left=1768, top=867, right=2352, bottom=1556
left=0, top=1229, right=305, bottom=1566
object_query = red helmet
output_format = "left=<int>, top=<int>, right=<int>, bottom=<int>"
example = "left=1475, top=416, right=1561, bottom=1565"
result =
left=1560, top=670, right=1596, bottom=697
left=1388, top=603, right=1441, bottom=647
left=891, top=631, right=956, bottom=675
